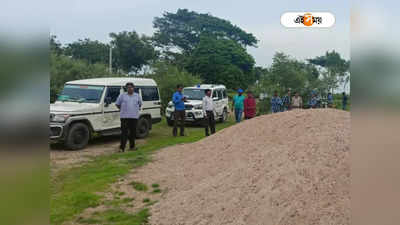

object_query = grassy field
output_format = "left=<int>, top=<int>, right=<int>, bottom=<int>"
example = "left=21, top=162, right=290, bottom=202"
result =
left=51, top=116, right=235, bottom=225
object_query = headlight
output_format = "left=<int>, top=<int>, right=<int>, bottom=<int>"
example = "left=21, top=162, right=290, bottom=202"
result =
left=52, top=114, right=70, bottom=122
left=194, top=105, right=202, bottom=110
left=168, top=102, right=173, bottom=107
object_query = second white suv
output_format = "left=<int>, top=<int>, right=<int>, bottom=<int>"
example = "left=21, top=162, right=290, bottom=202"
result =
left=165, top=84, right=229, bottom=125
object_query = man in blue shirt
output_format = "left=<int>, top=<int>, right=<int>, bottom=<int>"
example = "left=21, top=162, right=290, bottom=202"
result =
left=271, top=91, right=283, bottom=113
left=282, top=89, right=292, bottom=111
left=115, top=82, right=142, bottom=152
left=232, top=88, right=245, bottom=123
left=309, top=93, right=318, bottom=108
left=172, top=84, right=187, bottom=136
left=327, top=92, right=334, bottom=108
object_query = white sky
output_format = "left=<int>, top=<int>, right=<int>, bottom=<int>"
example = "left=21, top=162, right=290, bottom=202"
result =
left=45, top=0, right=349, bottom=67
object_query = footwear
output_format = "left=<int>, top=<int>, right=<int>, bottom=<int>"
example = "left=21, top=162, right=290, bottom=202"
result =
left=129, top=147, right=138, bottom=151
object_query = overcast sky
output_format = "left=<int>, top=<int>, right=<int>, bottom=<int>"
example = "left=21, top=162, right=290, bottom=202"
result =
left=48, top=0, right=349, bottom=66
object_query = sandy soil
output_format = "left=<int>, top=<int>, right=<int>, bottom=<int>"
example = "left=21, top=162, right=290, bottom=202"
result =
left=126, top=109, right=351, bottom=225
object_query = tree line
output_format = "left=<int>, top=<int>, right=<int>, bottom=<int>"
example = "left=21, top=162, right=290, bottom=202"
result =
left=50, top=8, right=350, bottom=108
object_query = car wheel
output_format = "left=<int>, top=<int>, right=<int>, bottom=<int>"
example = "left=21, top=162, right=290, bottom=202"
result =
left=65, top=123, right=90, bottom=150
left=220, top=108, right=228, bottom=123
left=136, top=117, right=150, bottom=138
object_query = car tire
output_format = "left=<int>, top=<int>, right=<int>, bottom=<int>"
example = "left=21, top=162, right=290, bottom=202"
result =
left=166, top=117, right=174, bottom=126
left=65, top=123, right=90, bottom=150
left=220, top=108, right=228, bottom=123
left=136, top=117, right=150, bottom=138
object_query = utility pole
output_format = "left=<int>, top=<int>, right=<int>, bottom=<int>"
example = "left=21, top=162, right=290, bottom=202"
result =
left=109, top=45, right=112, bottom=73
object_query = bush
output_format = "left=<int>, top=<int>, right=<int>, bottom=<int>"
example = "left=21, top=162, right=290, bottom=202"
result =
left=149, top=62, right=202, bottom=113
left=50, top=53, right=118, bottom=103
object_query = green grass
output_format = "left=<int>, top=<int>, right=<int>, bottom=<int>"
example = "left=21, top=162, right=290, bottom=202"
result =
left=142, top=198, right=150, bottom=203
left=51, top=117, right=235, bottom=225
left=152, top=188, right=161, bottom=193
left=77, top=208, right=150, bottom=225
left=130, top=181, right=148, bottom=192
left=151, top=183, right=159, bottom=188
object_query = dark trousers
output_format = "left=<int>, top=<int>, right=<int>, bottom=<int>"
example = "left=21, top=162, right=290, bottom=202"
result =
left=120, top=118, right=138, bottom=151
left=173, top=110, right=185, bottom=136
left=204, top=111, right=216, bottom=136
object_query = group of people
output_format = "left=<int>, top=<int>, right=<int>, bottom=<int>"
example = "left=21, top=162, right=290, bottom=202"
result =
left=270, top=90, right=304, bottom=113
left=232, top=89, right=257, bottom=123
left=171, top=84, right=218, bottom=137
left=270, top=90, right=348, bottom=113
left=114, top=82, right=349, bottom=152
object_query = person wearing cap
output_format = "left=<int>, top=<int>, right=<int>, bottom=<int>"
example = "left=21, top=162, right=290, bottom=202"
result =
left=270, top=91, right=283, bottom=113
left=244, top=91, right=256, bottom=119
left=232, top=88, right=245, bottom=123
left=172, top=84, right=187, bottom=136
left=202, top=89, right=216, bottom=136
left=115, top=82, right=142, bottom=152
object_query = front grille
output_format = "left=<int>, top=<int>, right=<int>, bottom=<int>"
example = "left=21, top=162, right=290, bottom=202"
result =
left=185, top=105, right=193, bottom=110
left=50, top=126, right=62, bottom=137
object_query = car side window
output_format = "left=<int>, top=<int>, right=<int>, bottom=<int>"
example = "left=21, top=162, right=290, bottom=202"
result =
left=217, top=90, right=223, bottom=100
left=212, top=90, right=217, bottom=99
left=141, top=87, right=160, bottom=101
left=223, top=89, right=227, bottom=99
left=106, top=86, right=122, bottom=102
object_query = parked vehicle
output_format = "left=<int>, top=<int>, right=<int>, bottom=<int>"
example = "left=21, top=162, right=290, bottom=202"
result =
left=165, top=84, right=229, bottom=125
left=49, top=77, right=162, bottom=150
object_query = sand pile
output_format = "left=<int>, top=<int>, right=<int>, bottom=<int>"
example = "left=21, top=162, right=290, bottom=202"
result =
left=131, top=109, right=350, bottom=225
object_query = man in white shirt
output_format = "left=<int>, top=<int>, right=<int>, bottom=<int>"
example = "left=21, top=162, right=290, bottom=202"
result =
left=202, top=89, right=216, bottom=136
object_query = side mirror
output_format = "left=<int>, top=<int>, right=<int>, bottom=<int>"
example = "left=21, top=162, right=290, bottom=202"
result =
left=104, top=97, right=112, bottom=107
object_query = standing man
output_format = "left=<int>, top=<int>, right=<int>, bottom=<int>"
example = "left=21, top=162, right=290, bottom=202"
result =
left=244, top=91, right=256, bottom=119
left=232, top=88, right=245, bottom=123
left=327, top=92, right=334, bottom=108
left=342, top=92, right=348, bottom=110
left=291, top=91, right=303, bottom=109
left=309, top=93, right=318, bottom=108
left=172, top=84, right=187, bottom=136
left=270, top=91, right=283, bottom=113
left=282, top=89, right=292, bottom=111
left=115, top=82, right=142, bottom=152
left=202, top=89, right=216, bottom=136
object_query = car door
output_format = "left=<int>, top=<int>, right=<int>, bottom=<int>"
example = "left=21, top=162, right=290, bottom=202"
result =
left=216, top=89, right=224, bottom=116
left=102, top=86, right=123, bottom=130
left=212, top=89, right=221, bottom=117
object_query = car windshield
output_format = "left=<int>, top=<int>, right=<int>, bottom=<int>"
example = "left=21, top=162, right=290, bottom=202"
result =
left=183, top=88, right=205, bottom=100
left=58, top=85, right=105, bottom=103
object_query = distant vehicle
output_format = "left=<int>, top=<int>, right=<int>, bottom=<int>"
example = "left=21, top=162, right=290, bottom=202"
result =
left=49, top=77, right=162, bottom=150
left=165, top=84, right=229, bottom=125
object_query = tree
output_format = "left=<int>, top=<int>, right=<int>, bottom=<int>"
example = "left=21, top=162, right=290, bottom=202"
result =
left=110, top=31, right=158, bottom=73
left=50, top=35, right=63, bottom=55
left=259, top=52, right=323, bottom=100
left=148, top=61, right=202, bottom=111
left=153, top=9, right=258, bottom=53
left=308, top=50, right=350, bottom=92
left=50, top=53, right=117, bottom=102
left=64, top=38, right=110, bottom=65
left=185, top=36, right=256, bottom=89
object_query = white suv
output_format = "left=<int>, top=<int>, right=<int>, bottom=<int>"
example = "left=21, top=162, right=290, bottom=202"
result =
left=50, top=77, right=162, bottom=150
left=165, top=84, right=229, bottom=125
